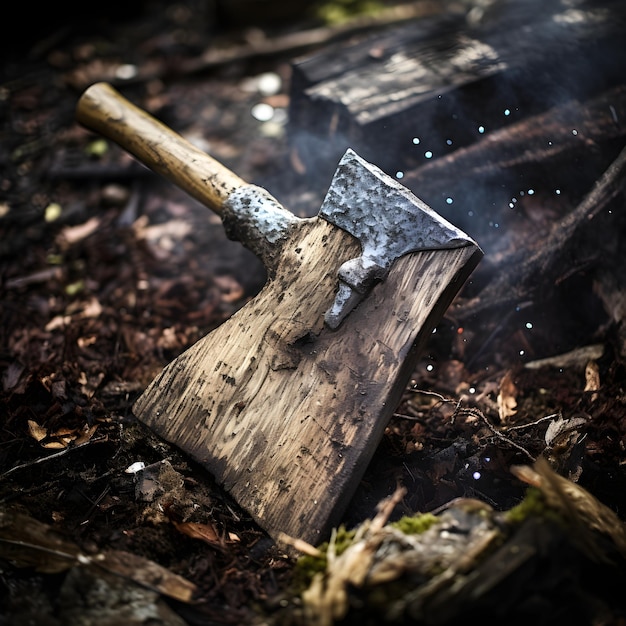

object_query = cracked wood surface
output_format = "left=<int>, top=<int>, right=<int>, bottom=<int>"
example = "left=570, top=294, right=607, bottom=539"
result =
left=133, top=216, right=481, bottom=544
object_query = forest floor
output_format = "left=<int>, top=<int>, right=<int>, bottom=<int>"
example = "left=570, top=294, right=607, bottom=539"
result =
left=2, top=1, right=626, bottom=624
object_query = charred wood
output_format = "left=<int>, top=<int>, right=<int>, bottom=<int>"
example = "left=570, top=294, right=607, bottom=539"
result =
left=288, top=0, right=626, bottom=184
left=403, top=85, right=626, bottom=190
left=456, top=144, right=626, bottom=322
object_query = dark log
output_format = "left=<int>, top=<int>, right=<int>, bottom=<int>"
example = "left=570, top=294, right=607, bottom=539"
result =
left=403, top=85, right=626, bottom=191
left=456, top=143, right=626, bottom=321
left=288, top=0, right=626, bottom=186
left=399, top=85, right=626, bottom=239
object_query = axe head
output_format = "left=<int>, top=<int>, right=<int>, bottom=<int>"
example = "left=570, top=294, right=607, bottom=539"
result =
left=319, top=149, right=472, bottom=328
left=133, top=149, right=482, bottom=546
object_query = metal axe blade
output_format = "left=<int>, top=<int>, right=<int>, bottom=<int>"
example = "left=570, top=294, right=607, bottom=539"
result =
left=319, top=148, right=476, bottom=328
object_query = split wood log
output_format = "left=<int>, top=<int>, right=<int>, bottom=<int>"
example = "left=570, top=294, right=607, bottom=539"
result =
left=134, top=217, right=481, bottom=544
left=181, top=1, right=442, bottom=74
left=287, top=1, right=626, bottom=368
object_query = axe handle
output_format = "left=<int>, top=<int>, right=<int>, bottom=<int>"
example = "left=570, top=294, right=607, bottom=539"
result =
left=75, top=82, right=246, bottom=217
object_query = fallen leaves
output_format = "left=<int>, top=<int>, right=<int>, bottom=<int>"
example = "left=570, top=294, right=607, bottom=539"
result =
left=2, top=16, right=625, bottom=624
left=27, top=418, right=99, bottom=449
left=44, top=295, right=103, bottom=331
left=56, top=216, right=102, bottom=246
left=584, top=359, right=601, bottom=401
left=543, top=414, right=588, bottom=449
left=132, top=459, right=239, bottom=550
left=132, top=215, right=193, bottom=260
left=2, top=361, right=26, bottom=393
left=172, top=520, right=226, bottom=549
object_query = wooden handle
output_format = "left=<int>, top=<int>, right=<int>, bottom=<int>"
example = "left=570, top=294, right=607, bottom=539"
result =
left=76, top=82, right=246, bottom=216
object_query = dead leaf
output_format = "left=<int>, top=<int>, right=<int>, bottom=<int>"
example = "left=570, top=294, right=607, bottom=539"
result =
left=39, top=374, right=56, bottom=392
left=135, top=218, right=193, bottom=259
left=172, top=520, right=224, bottom=549
left=2, top=361, right=26, bottom=392
left=80, top=297, right=103, bottom=319
left=74, top=424, right=99, bottom=445
left=79, top=371, right=105, bottom=397
left=51, top=426, right=76, bottom=438
left=42, top=441, right=68, bottom=449
left=158, top=327, right=182, bottom=351
left=77, top=335, right=98, bottom=348
left=28, top=419, right=100, bottom=449
left=50, top=378, right=67, bottom=400
left=45, top=315, right=71, bottom=331
left=44, top=297, right=102, bottom=332
left=27, top=419, right=47, bottom=442
left=497, top=370, right=518, bottom=422
left=544, top=415, right=588, bottom=448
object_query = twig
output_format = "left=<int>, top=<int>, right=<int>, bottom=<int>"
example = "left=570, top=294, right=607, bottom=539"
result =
left=393, top=412, right=426, bottom=422
left=505, top=412, right=561, bottom=431
left=468, top=408, right=535, bottom=461
left=370, top=484, right=407, bottom=533
left=277, top=532, right=323, bottom=557
left=409, top=388, right=456, bottom=403
left=0, top=438, right=106, bottom=482
left=176, top=2, right=442, bottom=77
left=394, top=388, right=457, bottom=420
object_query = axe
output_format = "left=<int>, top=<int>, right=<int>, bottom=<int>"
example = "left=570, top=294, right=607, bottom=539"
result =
left=76, top=83, right=482, bottom=546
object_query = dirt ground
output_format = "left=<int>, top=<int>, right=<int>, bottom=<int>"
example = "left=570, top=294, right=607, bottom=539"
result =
left=2, top=1, right=626, bottom=624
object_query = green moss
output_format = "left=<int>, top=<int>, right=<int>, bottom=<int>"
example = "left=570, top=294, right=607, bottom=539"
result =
left=290, top=525, right=357, bottom=592
left=390, top=513, right=440, bottom=535
left=86, top=138, right=108, bottom=158
left=331, top=525, right=358, bottom=556
left=505, top=487, right=565, bottom=527
left=65, top=279, right=85, bottom=296
left=291, top=553, right=327, bottom=593
left=315, top=0, right=385, bottom=25
left=291, top=515, right=442, bottom=596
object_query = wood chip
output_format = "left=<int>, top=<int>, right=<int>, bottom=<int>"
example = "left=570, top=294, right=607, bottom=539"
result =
left=497, top=370, right=518, bottom=422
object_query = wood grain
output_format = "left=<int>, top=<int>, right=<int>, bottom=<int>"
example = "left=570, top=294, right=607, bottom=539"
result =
left=133, top=216, right=481, bottom=544
left=76, top=83, right=245, bottom=215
